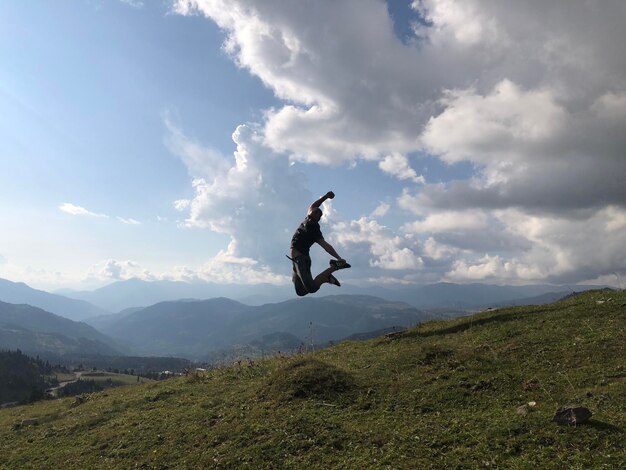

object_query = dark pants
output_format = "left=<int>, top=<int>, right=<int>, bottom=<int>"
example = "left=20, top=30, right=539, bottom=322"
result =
left=291, top=254, right=319, bottom=296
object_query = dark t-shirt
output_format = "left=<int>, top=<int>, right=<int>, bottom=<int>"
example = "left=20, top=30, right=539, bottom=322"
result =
left=290, top=216, right=323, bottom=255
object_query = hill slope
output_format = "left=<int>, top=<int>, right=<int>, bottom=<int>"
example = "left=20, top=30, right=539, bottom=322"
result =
left=0, top=301, right=122, bottom=356
left=0, top=278, right=110, bottom=321
left=1, top=290, right=624, bottom=468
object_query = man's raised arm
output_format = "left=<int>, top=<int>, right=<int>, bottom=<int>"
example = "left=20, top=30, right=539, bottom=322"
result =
left=308, top=191, right=335, bottom=214
left=317, top=239, right=343, bottom=261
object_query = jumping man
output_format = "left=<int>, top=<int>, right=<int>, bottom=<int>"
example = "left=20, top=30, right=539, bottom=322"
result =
left=289, top=191, right=351, bottom=296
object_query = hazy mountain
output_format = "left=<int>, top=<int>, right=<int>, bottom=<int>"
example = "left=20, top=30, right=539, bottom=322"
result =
left=0, top=278, right=111, bottom=321
left=0, top=301, right=122, bottom=356
left=92, top=297, right=251, bottom=358
left=341, top=282, right=598, bottom=309
left=488, top=291, right=574, bottom=308
left=93, top=295, right=436, bottom=359
left=236, top=295, right=438, bottom=345
left=58, top=277, right=600, bottom=313
left=62, top=278, right=293, bottom=312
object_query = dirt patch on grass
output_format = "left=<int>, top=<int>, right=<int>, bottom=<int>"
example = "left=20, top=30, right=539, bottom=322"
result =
left=263, top=357, right=356, bottom=401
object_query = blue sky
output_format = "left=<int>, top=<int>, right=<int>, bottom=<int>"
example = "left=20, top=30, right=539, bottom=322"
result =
left=1, top=1, right=625, bottom=290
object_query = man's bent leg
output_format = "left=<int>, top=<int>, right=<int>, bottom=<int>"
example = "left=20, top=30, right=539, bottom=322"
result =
left=293, top=255, right=319, bottom=294
left=313, top=266, right=337, bottom=288
left=293, top=269, right=308, bottom=296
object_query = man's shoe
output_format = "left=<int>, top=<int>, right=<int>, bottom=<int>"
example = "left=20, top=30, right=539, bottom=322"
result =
left=328, top=274, right=341, bottom=287
left=330, top=259, right=351, bottom=270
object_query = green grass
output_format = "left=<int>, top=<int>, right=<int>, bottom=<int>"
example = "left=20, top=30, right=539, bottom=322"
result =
left=1, top=289, right=624, bottom=469
left=47, top=372, right=76, bottom=382
left=80, top=371, right=154, bottom=386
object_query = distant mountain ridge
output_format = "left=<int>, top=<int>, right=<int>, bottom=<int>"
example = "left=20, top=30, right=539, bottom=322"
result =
left=58, top=279, right=293, bottom=312
left=0, top=301, right=122, bottom=357
left=0, top=278, right=111, bottom=321
left=89, top=295, right=437, bottom=359
left=58, top=277, right=600, bottom=312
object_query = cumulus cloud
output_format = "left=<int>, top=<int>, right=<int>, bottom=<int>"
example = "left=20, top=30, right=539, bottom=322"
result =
left=379, top=153, right=425, bottom=184
left=418, top=81, right=626, bottom=213
left=87, top=259, right=154, bottom=282
left=331, top=217, right=423, bottom=271
left=422, top=237, right=458, bottom=261
left=59, top=203, right=108, bottom=218
left=166, top=120, right=314, bottom=281
left=174, top=1, right=626, bottom=207
left=173, top=0, right=437, bottom=163
left=172, top=0, right=626, bottom=285
left=194, top=240, right=288, bottom=284
left=432, top=206, right=626, bottom=284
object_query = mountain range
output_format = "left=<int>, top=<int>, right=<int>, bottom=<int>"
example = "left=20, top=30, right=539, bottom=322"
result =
left=0, top=301, right=122, bottom=357
left=56, top=279, right=293, bottom=312
left=0, top=276, right=602, bottom=362
left=0, top=278, right=111, bottom=321
left=54, top=277, right=597, bottom=313
left=88, top=295, right=437, bottom=359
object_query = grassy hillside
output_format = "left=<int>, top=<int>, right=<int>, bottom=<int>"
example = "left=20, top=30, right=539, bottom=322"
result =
left=79, top=371, right=154, bottom=387
left=1, top=290, right=624, bottom=468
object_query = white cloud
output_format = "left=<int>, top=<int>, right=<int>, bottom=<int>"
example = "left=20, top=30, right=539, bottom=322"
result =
left=379, top=153, right=424, bottom=184
left=422, top=237, right=458, bottom=261
left=195, top=240, right=287, bottom=284
left=117, top=217, right=141, bottom=225
left=119, top=0, right=144, bottom=8
left=164, top=115, right=230, bottom=180
left=421, top=80, right=567, bottom=166
left=87, top=259, right=154, bottom=282
left=166, top=121, right=313, bottom=276
left=174, top=199, right=191, bottom=211
left=401, top=207, right=530, bottom=254
left=332, top=217, right=423, bottom=270
left=0, top=262, right=84, bottom=291
left=59, top=203, right=143, bottom=226
left=173, top=0, right=432, bottom=163
left=413, top=0, right=505, bottom=47
left=438, top=206, right=626, bottom=284
left=59, top=203, right=108, bottom=218
left=371, top=202, right=390, bottom=218
left=172, top=0, right=626, bottom=285
left=404, top=211, right=489, bottom=233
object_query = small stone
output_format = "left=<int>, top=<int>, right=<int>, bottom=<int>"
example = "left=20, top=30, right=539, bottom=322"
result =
left=553, top=405, right=592, bottom=425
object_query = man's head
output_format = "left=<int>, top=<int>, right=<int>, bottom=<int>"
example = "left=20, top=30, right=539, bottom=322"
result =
left=309, top=207, right=322, bottom=222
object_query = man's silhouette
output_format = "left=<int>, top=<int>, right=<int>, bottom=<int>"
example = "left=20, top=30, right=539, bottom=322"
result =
left=289, top=191, right=351, bottom=296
